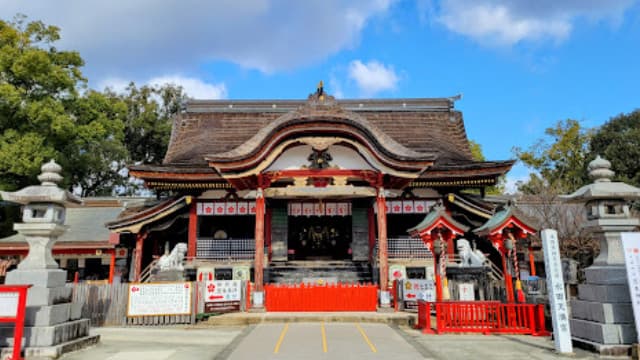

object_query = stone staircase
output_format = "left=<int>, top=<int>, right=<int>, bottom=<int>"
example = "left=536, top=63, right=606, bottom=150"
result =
left=267, top=260, right=373, bottom=284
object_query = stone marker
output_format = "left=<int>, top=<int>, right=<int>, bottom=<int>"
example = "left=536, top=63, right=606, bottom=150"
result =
left=0, top=160, right=99, bottom=359
left=562, top=156, right=640, bottom=356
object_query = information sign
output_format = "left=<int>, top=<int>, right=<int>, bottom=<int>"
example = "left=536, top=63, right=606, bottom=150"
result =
left=204, top=280, right=242, bottom=313
left=541, top=229, right=572, bottom=354
left=403, top=279, right=435, bottom=309
left=621, top=232, right=640, bottom=343
left=127, top=282, right=192, bottom=317
left=0, top=292, right=18, bottom=317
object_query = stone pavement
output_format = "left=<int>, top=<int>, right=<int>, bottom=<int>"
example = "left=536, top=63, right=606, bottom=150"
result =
left=55, top=324, right=605, bottom=360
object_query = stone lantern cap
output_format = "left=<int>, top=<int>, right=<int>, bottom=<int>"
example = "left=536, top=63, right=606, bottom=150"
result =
left=0, top=159, right=82, bottom=206
left=562, top=155, right=640, bottom=203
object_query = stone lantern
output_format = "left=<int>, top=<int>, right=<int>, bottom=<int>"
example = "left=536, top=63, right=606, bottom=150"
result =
left=0, top=160, right=98, bottom=358
left=563, top=156, right=640, bottom=355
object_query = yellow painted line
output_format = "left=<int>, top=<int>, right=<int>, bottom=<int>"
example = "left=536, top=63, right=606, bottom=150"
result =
left=356, top=323, right=378, bottom=353
left=321, top=322, right=328, bottom=353
left=273, top=323, right=289, bottom=354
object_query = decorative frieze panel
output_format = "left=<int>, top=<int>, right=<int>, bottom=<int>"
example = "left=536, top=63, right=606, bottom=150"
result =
left=374, top=200, right=436, bottom=214
left=197, top=201, right=257, bottom=216
left=287, top=201, right=352, bottom=216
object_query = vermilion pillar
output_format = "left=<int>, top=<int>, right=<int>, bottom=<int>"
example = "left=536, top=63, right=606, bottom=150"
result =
left=502, top=252, right=515, bottom=303
left=187, top=199, right=197, bottom=259
left=529, top=248, right=537, bottom=276
left=254, top=189, right=265, bottom=292
left=108, top=251, right=116, bottom=284
left=134, top=233, right=145, bottom=282
left=376, top=188, right=388, bottom=291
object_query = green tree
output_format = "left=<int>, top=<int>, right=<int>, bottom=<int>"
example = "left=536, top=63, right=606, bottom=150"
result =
left=114, top=82, right=185, bottom=165
left=514, top=119, right=592, bottom=194
left=469, top=140, right=505, bottom=195
left=589, top=110, right=640, bottom=187
left=0, top=16, right=127, bottom=195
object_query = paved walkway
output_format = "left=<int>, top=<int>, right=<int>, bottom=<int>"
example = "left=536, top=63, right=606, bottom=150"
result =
left=58, top=323, right=601, bottom=360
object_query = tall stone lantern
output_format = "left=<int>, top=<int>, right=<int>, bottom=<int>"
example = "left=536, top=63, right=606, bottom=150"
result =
left=0, top=160, right=98, bottom=358
left=563, top=156, right=640, bottom=355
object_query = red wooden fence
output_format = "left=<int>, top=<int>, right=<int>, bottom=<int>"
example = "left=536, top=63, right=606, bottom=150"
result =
left=264, top=283, right=378, bottom=312
left=416, top=300, right=549, bottom=336
left=0, top=285, right=31, bottom=360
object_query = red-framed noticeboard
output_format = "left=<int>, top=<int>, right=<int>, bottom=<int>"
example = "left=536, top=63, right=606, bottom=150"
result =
left=0, top=285, right=31, bottom=360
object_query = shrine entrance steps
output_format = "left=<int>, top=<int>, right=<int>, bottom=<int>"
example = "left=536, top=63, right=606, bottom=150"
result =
left=267, top=260, right=373, bottom=285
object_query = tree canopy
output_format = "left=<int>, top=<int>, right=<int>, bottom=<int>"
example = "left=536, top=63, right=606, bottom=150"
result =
left=0, top=16, right=184, bottom=197
left=589, top=110, right=640, bottom=187
left=514, top=119, right=593, bottom=194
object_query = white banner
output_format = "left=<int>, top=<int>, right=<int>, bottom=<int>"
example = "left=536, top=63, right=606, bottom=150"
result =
left=541, top=229, right=572, bottom=354
left=373, top=200, right=433, bottom=214
left=127, top=282, right=192, bottom=317
left=0, top=292, right=19, bottom=317
left=197, top=201, right=255, bottom=216
left=622, top=232, right=640, bottom=343
left=403, top=279, right=436, bottom=302
left=204, top=280, right=242, bottom=302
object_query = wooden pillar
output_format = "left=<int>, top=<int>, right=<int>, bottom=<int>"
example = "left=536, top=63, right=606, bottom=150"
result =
left=134, top=233, right=144, bottom=282
left=528, top=248, right=536, bottom=276
left=254, top=189, right=265, bottom=292
left=502, top=252, right=515, bottom=303
left=434, top=252, right=442, bottom=302
left=187, top=199, right=197, bottom=259
left=376, top=188, right=388, bottom=291
left=108, top=250, right=116, bottom=284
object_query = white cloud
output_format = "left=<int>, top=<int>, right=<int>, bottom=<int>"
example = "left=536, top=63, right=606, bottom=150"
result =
left=0, top=1, right=393, bottom=80
left=99, top=75, right=227, bottom=99
left=348, top=60, right=399, bottom=96
left=433, top=0, right=637, bottom=45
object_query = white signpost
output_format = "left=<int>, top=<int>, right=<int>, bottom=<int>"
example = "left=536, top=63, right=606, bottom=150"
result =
left=621, top=232, right=640, bottom=343
left=541, top=229, right=573, bottom=354
left=127, top=282, right=192, bottom=317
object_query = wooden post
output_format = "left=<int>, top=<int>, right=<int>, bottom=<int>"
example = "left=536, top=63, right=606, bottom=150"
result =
left=254, top=189, right=265, bottom=292
left=187, top=198, right=197, bottom=259
left=502, top=252, right=515, bottom=303
left=376, top=188, right=388, bottom=291
left=434, top=254, right=442, bottom=302
left=134, top=232, right=144, bottom=282
left=528, top=248, right=536, bottom=276
left=108, top=250, right=116, bottom=284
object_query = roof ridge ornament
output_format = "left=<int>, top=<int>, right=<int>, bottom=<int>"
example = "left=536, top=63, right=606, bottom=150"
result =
left=306, top=80, right=337, bottom=107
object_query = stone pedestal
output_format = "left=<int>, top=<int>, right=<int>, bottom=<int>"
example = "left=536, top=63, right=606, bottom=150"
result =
left=570, top=266, right=636, bottom=356
left=0, top=268, right=99, bottom=358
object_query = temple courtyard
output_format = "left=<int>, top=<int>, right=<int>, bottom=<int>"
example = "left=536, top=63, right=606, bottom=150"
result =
left=59, top=323, right=599, bottom=360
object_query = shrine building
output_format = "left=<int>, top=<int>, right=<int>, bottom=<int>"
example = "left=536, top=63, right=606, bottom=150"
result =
left=106, top=86, right=537, bottom=302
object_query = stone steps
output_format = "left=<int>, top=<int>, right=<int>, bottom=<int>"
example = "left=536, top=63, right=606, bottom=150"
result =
left=267, top=260, right=373, bottom=284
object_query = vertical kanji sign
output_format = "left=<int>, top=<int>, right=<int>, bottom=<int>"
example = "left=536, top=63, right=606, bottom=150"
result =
left=621, top=232, right=640, bottom=343
left=541, top=229, right=572, bottom=354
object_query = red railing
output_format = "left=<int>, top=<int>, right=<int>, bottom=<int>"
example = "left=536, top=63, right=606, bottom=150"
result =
left=416, top=300, right=549, bottom=336
left=0, top=285, right=31, bottom=360
left=264, top=283, right=378, bottom=312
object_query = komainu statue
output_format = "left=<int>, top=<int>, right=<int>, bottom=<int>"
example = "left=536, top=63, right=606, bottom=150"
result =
left=157, top=243, right=188, bottom=271
left=457, top=239, right=486, bottom=267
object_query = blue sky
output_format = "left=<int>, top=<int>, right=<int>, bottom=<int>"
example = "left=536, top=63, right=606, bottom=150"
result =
left=1, top=0, right=639, bottom=191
